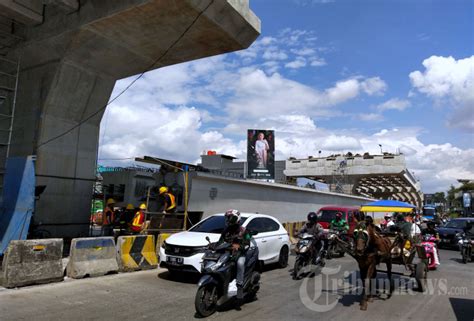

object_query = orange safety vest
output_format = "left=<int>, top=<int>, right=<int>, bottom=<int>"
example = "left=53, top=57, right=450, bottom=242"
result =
left=131, top=211, right=145, bottom=232
left=103, top=208, right=114, bottom=226
left=165, top=193, right=176, bottom=211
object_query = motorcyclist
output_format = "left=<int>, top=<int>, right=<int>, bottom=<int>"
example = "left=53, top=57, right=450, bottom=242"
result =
left=381, top=214, right=394, bottom=231
left=218, top=209, right=255, bottom=306
left=464, top=221, right=474, bottom=237
left=298, top=212, right=326, bottom=264
left=422, top=221, right=440, bottom=266
left=330, top=212, right=349, bottom=233
left=422, top=221, right=440, bottom=241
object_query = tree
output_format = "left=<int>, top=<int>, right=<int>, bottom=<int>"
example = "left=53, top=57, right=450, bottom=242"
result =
left=456, top=181, right=474, bottom=192
left=433, top=192, right=446, bottom=204
left=447, top=185, right=462, bottom=210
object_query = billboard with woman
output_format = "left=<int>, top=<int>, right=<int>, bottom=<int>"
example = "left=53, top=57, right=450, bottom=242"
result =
left=247, top=129, right=275, bottom=179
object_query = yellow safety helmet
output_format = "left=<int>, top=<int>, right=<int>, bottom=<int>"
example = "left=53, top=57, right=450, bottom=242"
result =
left=126, top=204, right=134, bottom=210
left=139, top=203, right=147, bottom=210
left=159, top=186, right=168, bottom=194
left=106, top=198, right=115, bottom=205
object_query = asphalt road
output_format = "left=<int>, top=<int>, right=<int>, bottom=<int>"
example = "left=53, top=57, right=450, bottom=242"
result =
left=0, top=249, right=472, bottom=321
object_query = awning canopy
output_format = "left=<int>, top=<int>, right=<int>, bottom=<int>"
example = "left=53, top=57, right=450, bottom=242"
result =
left=360, top=199, right=416, bottom=213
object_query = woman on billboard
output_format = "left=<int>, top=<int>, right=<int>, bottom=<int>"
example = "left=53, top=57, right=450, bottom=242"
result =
left=255, top=132, right=270, bottom=168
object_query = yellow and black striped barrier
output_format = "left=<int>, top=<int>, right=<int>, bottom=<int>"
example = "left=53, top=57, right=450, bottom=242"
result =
left=117, top=235, right=158, bottom=272
left=283, top=221, right=306, bottom=244
left=156, top=233, right=173, bottom=263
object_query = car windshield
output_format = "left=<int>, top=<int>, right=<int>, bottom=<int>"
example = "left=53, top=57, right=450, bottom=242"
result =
left=317, top=210, right=341, bottom=222
left=190, top=216, right=248, bottom=233
left=423, top=208, right=436, bottom=216
left=444, top=220, right=467, bottom=229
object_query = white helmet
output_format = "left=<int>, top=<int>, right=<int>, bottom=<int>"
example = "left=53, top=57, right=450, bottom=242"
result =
left=225, top=209, right=241, bottom=226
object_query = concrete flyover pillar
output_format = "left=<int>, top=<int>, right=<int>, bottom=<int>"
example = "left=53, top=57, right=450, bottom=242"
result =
left=5, top=0, right=260, bottom=238
left=11, top=60, right=115, bottom=237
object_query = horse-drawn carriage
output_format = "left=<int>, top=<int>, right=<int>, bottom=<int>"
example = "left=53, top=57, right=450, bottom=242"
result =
left=347, top=200, right=429, bottom=310
left=381, top=231, right=429, bottom=292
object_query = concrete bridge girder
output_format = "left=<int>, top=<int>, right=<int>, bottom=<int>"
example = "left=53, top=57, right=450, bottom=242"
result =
left=5, top=0, right=260, bottom=237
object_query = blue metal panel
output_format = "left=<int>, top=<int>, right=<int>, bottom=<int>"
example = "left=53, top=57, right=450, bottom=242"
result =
left=0, top=156, right=36, bottom=255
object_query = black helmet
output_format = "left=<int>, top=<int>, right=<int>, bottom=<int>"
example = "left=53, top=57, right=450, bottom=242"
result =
left=307, top=212, right=318, bottom=224
left=396, top=213, right=405, bottom=222
left=365, top=215, right=374, bottom=224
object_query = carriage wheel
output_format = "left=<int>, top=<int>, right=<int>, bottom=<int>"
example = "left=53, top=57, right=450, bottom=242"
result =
left=415, top=262, right=427, bottom=292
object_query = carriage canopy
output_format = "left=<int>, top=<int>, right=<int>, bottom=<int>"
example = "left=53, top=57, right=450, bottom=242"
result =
left=360, top=199, right=416, bottom=213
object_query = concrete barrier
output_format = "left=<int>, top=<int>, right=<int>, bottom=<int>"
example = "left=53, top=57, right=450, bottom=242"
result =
left=67, top=237, right=118, bottom=279
left=284, top=221, right=305, bottom=244
left=117, top=235, right=157, bottom=272
left=1, top=239, right=63, bottom=288
left=156, top=233, right=172, bottom=263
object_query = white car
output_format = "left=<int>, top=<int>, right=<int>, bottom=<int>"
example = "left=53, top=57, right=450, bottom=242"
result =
left=160, top=213, right=290, bottom=274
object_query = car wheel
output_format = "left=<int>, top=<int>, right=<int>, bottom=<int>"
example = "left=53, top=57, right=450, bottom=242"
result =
left=278, top=246, right=289, bottom=268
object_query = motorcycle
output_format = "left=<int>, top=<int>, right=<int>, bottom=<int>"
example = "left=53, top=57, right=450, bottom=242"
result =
left=292, top=233, right=326, bottom=280
left=457, top=232, right=473, bottom=264
left=420, top=234, right=439, bottom=269
left=194, top=235, right=260, bottom=317
left=326, top=230, right=352, bottom=259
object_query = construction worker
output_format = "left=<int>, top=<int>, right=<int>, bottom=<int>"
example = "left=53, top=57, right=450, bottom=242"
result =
left=102, top=198, right=116, bottom=236
left=157, top=186, right=176, bottom=213
left=124, top=203, right=136, bottom=226
left=131, top=203, right=147, bottom=234
left=115, top=204, right=134, bottom=233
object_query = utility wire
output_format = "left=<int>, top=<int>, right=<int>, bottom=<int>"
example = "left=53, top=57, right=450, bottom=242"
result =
left=37, top=0, right=215, bottom=149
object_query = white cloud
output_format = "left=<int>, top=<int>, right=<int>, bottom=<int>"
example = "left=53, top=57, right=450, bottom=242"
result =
left=310, top=58, right=327, bottom=67
left=360, top=77, right=387, bottom=96
left=321, top=135, right=362, bottom=150
left=409, top=55, right=474, bottom=130
left=234, top=28, right=329, bottom=73
left=291, top=48, right=316, bottom=56
left=324, top=79, right=360, bottom=104
left=377, top=98, right=411, bottom=111
left=262, top=47, right=288, bottom=60
left=358, top=113, right=384, bottom=121
left=226, top=70, right=386, bottom=119
left=99, top=104, right=240, bottom=163
left=285, top=57, right=307, bottom=69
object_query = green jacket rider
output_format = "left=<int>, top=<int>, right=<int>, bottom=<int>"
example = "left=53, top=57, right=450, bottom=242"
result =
left=330, top=212, right=349, bottom=232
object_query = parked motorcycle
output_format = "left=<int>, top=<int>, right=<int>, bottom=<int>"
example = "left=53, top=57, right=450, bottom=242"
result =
left=195, top=236, right=260, bottom=317
left=292, top=233, right=326, bottom=280
left=457, top=232, right=473, bottom=264
left=420, top=234, right=439, bottom=269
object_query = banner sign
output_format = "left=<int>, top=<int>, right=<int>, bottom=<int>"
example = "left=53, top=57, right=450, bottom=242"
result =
left=463, top=192, right=471, bottom=208
left=247, top=130, right=275, bottom=180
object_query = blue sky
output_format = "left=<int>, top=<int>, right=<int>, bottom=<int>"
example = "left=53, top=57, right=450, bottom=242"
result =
left=252, top=0, right=473, bottom=146
left=99, top=0, right=473, bottom=193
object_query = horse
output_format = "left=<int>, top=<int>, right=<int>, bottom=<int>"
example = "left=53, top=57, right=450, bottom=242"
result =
left=352, top=223, right=393, bottom=311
